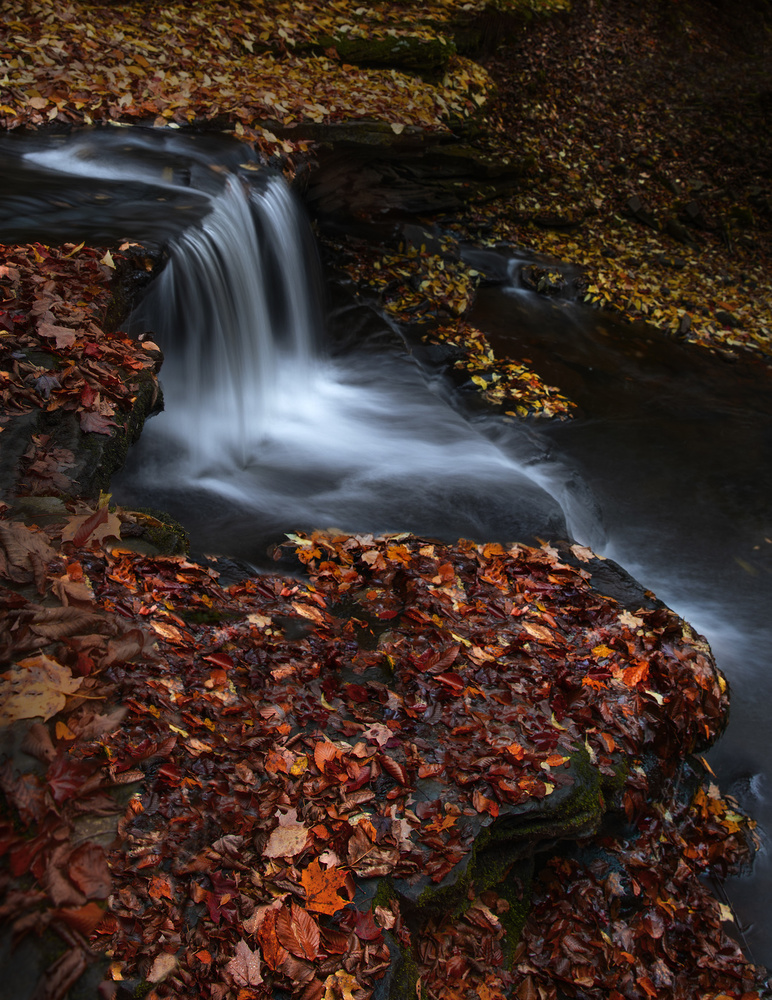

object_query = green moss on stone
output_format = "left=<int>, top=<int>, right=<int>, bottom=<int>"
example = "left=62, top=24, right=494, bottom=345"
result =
left=318, top=32, right=456, bottom=76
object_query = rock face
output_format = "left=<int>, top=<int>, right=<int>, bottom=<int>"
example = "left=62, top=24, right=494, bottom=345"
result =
left=283, top=121, right=532, bottom=221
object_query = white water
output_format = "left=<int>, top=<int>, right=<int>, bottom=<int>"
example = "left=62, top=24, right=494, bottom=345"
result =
left=42, top=129, right=576, bottom=560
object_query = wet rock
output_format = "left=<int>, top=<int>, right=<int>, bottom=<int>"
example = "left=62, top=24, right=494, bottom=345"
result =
left=715, top=309, right=740, bottom=328
left=318, top=32, right=456, bottom=77
left=682, top=198, right=709, bottom=229
left=665, top=217, right=701, bottom=249
left=521, top=264, right=566, bottom=296
left=625, top=194, right=659, bottom=230
left=279, top=122, right=531, bottom=220
left=657, top=252, right=688, bottom=270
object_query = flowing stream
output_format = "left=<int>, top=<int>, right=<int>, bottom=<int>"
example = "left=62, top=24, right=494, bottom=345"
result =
left=1, top=128, right=770, bottom=967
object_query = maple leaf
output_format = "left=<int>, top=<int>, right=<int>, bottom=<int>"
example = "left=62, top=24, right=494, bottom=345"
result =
left=79, top=410, right=117, bottom=434
left=61, top=506, right=121, bottom=547
left=300, top=860, right=350, bottom=915
left=37, top=320, right=76, bottom=349
left=226, top=939, right=263, bottom=987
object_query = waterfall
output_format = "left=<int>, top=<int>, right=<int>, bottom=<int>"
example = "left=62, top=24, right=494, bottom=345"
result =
left=129, top=175, right=322, bottom=471
left=6, top=127, right=586, bottom=563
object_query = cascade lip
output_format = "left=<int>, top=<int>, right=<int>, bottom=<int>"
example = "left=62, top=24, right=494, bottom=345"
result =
left=0, top=126, right=269, bottom=246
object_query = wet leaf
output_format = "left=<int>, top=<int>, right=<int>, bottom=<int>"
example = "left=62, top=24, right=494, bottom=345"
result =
left=0, top=654, right=83, bottom=724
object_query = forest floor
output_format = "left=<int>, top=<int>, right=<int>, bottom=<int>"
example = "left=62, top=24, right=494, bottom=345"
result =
left=1, top=2, right=772, bottom=999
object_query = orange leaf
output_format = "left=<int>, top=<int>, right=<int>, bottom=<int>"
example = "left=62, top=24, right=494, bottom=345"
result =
left=599, top=732, right=616, bottom=753
left=300, top=860, right=349, bottom=916
left=472, top=789, right=500, bottom=817
left=53, top=901, right=106, bottom=936
left=313, top=740, right=340, bottom=774
left=621, top=661, right=649, bottom=687
left=257, top=909, right=289, bottom=971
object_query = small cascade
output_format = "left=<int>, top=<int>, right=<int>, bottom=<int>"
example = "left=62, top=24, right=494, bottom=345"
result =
left=129, top=175, right=323, bottom=471
left=2, top=127, right=585, bottom=561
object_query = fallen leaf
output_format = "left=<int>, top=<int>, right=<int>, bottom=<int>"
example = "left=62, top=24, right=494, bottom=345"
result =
left=264, top=807, right=310, bottom=858
left=147, top=951, right=178, bottom=983
left=226, top=938, right=263, bottom=987
left=301, top=860, right=350, bottom=915
left=0, top=654, right=83, bottom=724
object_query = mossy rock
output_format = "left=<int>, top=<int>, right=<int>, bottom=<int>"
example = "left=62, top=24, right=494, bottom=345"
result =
left=319, top=31, right=456, bottom=76
left=390, top=746, right=602, bottom=916
left=29, top=367, right=162, bottom=501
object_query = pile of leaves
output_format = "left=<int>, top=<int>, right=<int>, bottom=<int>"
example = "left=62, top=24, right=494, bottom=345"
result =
left=1, top=512, right=767, bottom=999
left=446, top=0, right=772, bottom=359
left=425, top=321, right=575, bottom=418
left=0, top=0, right=510, bottom=161
left=0, top=241, right=159, bottom=457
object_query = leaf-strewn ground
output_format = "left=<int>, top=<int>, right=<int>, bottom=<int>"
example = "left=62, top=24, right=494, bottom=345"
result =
left=2, top=1, right=772, bottom=998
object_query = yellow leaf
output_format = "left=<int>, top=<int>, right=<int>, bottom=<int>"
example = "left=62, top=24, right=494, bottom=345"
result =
left=0, top=655, right=83, bottom=724
left=390, top=122, right=405, bottom=134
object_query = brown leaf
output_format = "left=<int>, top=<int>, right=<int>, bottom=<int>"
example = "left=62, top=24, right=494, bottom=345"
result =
left=53, top=901, right=106, bottom=936
left=263, top=807, right=310, bottom=859
left=44, top=858, right=86, bottom=908
left=28, top=606, right=112, bottom=640
left=0, top=654, right=83, bottom=724
left=0, top=522, right=56, bottom=585
left=62, top=507, right=122, bottom=547
left=20, top=721, right=56, bottom=763
left=280, top=953, right=316, bottom=984
left=68, top=842, right=112, bottom=899
left=33, top=947, right=88, bottom=1000
left=147, top=951, right=178, bottom=983
left=37, top=320, right=77, bottom=349
left=276, top=902, right=320, bottom=960
left=226, top=938, right=263, bottom=987
left=79, top=410, right=117, bottom=435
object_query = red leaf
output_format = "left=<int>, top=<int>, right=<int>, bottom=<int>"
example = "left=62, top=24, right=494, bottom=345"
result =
left=353, top=909, right=383, bottom=943
left=71, top=507, right=108, bottom=547
left=435, top=671, right=465, bottom=691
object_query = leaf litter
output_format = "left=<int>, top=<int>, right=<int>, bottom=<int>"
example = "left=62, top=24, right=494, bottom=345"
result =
left=1, top=517, right=768, bottom=999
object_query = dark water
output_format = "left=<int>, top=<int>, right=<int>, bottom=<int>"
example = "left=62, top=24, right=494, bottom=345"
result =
left=1, top=128, right=770, bottom=967
left=472, top=279, right=772, bottom=966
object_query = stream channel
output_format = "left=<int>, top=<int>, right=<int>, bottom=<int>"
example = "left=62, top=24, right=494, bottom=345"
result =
left=2, top=127, right=771, bottom=969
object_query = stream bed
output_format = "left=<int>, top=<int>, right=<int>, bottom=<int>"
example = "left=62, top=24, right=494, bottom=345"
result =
left=2, top=127, right=770, bottom=970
